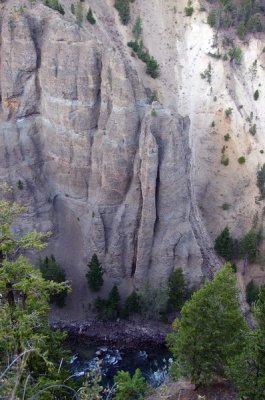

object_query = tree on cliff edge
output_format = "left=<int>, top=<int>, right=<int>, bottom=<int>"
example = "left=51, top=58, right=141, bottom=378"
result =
left=86, top=253, right=104, bottom=291
left=167, top=265, right=247, bottom=386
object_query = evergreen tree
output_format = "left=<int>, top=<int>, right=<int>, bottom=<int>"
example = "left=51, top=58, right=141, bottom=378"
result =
left=87, top=7, right=96, bottom=24
left=239, top=229, right=261, bottom=262
left=39, top=255, right=68, bottom=307
left=0, top=188, right=73, bottom=399
left=114, top=0, right=130, bottom=25
left=167, top=265, right=247, bottom=386
left=168, top=268, right=185, bottom=312
left=146, top=56, right=160, bottom=78
left=86, top=254, right=104, bottom=291
left=214, top=226, right=233, bottom=261
left=227, top=285, right=265, bottom=399
left=95, top=284, right=120, bottom=319
left=114, top=368, right=147, bottom=400
left=132, top=16, right=142, bottom=39
left=44, top=0, right=65, bottom=15
left=123, top=291, right=141, bottom=317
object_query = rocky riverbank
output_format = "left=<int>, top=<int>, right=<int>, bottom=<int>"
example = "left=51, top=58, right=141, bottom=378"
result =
left=51, top=318, right=171, bottom=350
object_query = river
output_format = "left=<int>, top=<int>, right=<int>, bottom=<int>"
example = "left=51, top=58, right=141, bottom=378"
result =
left=69, top=341, right=172, bottom=389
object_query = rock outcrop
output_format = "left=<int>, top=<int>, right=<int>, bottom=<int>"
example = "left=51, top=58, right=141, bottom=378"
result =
left=3, top=0, right=264, bottom=319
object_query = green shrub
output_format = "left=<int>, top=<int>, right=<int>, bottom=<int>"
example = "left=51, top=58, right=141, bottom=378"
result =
left=16, top=179, right=24, bottom=190
left=86, top=254, right=104, bottom=291
left=44, top=0, right=65, bottom=14
left=200, top=62, right=212, bottom=84
left=146, top=56, right=160, bottom=78
left=132, top=16, right=142, bottom=39
left=224, top=133, right=231, bottom=141
left=71, top=3, right=75, bottom=14
left=211, top=121, right=215, bottom=127
left=246, top=280, right=259, bottom=305
left=222, top=202, right=230, bottom=211
left=225, top=107, right=233, bottom=118
left=39, top=255, right=68, bottom=307
left=128, top=40, right=160, bottom=78
left=238, top=156, right=246, bottom=164
left=115, top=0, right=130, bottom=25
left=214, top=226, right=233, bottom=261
left=87, top=7, right=96, bottom=24
left=75, top=1, right=83, bottom=25
left=207, top=10, right=217, bottom=27
left=114, top=369, right=147, bottom=400
left=239, top=229, right=261, bottom=262
left=228, top=47, right=242, bottom=65
left=221, top=155, right=229, bottom=166
left=236, top=23, right=247, bottom=39
left=249, top=124, right=257, bottom=135
left=185, top=1, right=194, bottom=16
left=254, top=89, right=259, bottom=101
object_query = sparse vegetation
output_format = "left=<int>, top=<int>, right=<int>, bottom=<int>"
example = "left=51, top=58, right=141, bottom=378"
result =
left=221, top=155, right=229, bottom=166
left=115, top=0, right=130, bottom=25
left=87, top=7, right=96, bottom=24
left=16, top=179, right=24, bottom=190
left=254, top=89, right=259, bottom=100
left=238, top=156, right=246, bottom=164
left=257, top=163, right=265, bottom=198
left=222, top=202, right=230, bottom=211
left=132, top=16, right=142, bottom=39
left=44, top=0, right=64, bottom=15
left=185, top=1, right=194, bottom=16
left=127, top=40, right=160, bottom=78
left=225, top=107, right=233, bottom=118
left=249, top=123, right=257, bottom=135
left=200, top=62, right=212, bottom=84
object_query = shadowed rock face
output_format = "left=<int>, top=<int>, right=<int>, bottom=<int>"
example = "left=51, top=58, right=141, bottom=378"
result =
left=0, top=1, right=218, bottom=319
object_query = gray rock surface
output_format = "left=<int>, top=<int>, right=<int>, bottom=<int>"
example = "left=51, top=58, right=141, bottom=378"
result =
left=0, top=0, right=219, bottom=319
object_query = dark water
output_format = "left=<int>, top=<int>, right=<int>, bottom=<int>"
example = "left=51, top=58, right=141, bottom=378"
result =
left=69, top=342, right=172, bottom=389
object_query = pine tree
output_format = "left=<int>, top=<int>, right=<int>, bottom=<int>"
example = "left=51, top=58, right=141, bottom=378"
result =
left=168, top=268, right=185, bottom=311
left=146, top=56, right=160, bottom=78
left=39, top=255, right=68, bottom=307
left=0, top=188, right=72, bottom=399
left=114, top=368, right=147, bottom=400
left=227, top=285, right=265, bottom=399
left=167, top=265, right=247, bottom=386
left=87, top=7, right=96, bottom=24
left=86, top=254, right=104, bottom=291
left=214, top=226, right=233, bottom=261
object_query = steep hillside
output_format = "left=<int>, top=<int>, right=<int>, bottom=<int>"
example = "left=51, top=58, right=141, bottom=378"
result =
left=1, top=0, right=265, bottom=318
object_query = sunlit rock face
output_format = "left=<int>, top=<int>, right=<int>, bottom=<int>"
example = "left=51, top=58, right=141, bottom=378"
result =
left=0, top=0, right=231, bottom=319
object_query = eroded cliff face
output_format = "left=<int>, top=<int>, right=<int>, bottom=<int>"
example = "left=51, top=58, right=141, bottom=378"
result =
left=2, top=0, right=264, bottom=319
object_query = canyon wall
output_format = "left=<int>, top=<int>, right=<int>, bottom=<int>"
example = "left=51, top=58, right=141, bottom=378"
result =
left=1, top=0, right=264, bottom=318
